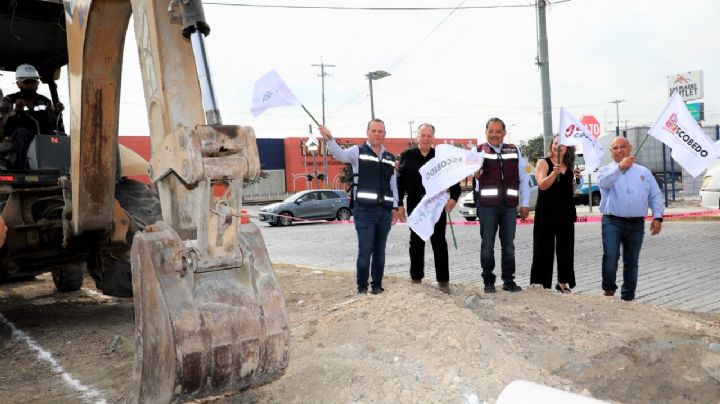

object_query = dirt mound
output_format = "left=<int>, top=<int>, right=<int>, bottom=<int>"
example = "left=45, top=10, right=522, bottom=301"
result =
left=238, top=266, right=720, bottom=403
left=1, top=267, right=719, bottom=403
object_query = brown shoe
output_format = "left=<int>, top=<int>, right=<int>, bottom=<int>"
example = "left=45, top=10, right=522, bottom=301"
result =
left=411, top=279, right=422, bottom=284
left=438, top=281, right=450, bottom=294
left=604, top=289, right=616, bottom=297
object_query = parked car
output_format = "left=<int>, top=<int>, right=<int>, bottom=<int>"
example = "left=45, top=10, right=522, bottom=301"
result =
left=701, top=161, right=720, bottom=209
left=258, top=189, right=352, bottom=226
left=700, top=140, right=720, bottom=209
left=458, top=174, right=539, bottom=221
left=573, top=176, right=601, bottom=206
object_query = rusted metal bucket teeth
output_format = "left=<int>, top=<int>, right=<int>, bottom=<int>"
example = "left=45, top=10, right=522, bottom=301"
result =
left=127, top=221, right=289, bottom=403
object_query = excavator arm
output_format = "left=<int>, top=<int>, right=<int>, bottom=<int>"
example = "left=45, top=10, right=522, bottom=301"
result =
left=62, top=0, right=288, bottom=401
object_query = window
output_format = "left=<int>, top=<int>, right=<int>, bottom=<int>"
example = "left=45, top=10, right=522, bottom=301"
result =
left=320, top=191, right=340, bottom=200
left=300, top=192, right=318, bottom=202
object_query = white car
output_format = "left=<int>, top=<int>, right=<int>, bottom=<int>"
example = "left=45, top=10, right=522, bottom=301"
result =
left=700, top=161, right=720, bottom=209
left=700, top=140, right=720, bottom=210
left=458, top=174, right=539, bottom=221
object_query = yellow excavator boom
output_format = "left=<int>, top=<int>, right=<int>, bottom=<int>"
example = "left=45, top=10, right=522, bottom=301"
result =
left=63, top=0, right=289, bottom=401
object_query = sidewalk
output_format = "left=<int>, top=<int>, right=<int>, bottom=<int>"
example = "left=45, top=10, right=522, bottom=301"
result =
left=573, top=200, right=720, bottom=220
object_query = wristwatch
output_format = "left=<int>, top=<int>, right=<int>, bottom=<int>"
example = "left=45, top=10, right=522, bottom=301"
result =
left=653, top=217, right=663, bottom=223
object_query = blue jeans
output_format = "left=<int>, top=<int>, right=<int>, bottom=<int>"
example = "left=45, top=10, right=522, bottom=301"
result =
left=477, top=204, right=517, bottom=285
left=353, top=205, right=392, bottom=291
left=601, top=216, right=645, bottom=300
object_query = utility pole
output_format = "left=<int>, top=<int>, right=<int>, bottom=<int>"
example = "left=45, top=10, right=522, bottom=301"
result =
left=610, top=99, right=626, bottom=136
left=536, top=0, right=553, bottom=152
left=408, top=120, right=414, bottom=139
left=312, top=59, right=335, bottom=187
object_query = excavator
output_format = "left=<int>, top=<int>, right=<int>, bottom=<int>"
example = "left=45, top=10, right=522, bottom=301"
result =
left=0, top=0, right=289, bottom=402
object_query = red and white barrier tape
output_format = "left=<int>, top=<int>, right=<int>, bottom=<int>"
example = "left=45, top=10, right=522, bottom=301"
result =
left=249, top=209, right=720, bottom=226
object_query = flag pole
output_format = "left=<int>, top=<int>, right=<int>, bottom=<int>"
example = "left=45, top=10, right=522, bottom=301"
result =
left=447, top=211, right=458, bottom=249
left=301, top=105, right=321, bottom=126
left=634, top=132, right=650, bottom=156
left=622, top=132, right=650, bottom=174
left=556, top=141, right=561, bottom=183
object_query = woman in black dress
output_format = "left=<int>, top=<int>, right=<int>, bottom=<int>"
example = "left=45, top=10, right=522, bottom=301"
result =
left=529, top=136, right=582, bottom=292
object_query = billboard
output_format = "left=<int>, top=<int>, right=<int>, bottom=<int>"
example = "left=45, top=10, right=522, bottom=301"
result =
left=667, top=70, right=703, bottom=101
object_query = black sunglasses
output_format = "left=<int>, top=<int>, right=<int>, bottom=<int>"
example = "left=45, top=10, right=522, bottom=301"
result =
left=22, top=79, right=39, bottom=85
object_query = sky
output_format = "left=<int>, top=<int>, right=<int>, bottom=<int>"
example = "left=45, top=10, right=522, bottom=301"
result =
left=1, top=0, right=719, bottom=145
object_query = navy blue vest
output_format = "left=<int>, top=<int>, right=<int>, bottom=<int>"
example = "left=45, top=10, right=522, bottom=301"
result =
left=355, top=144, right=395, bottom=209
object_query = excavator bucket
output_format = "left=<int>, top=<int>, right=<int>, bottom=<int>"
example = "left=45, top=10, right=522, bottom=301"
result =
left=128, top=221, right=289, bottom=403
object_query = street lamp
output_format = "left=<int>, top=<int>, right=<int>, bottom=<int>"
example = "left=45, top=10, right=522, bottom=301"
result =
left=366, top=70, right=391, bottom=119
left=506, top=123, right=516, bottom=141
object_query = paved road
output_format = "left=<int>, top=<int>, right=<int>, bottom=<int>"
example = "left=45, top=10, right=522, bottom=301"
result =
left=248, top=205, right=720, bottom=313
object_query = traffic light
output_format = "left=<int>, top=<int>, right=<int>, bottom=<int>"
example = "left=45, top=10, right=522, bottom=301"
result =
left=317, top=174, right=326, bottom=181
left=305, top=174, right=314, bottom=181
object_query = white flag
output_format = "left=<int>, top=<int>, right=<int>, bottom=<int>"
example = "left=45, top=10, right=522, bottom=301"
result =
left=419, top=144, right=484, bottom=197
left=408, top=145, right=484, bottom=240
left=407, top=192, right=450, bottom=241
left=250, top=70, right=301, bottom=117
left=648, top=92, right=720, bottom=177
left=558, top=107, right=605, bottom=173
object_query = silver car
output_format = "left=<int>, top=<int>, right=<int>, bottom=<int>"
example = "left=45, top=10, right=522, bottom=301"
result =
left=258, top=189, right=352, bottom=226
left=458, top=174, right=539, bottom=221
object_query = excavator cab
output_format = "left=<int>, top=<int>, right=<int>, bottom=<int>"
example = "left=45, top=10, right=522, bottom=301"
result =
left=1, top=1, right=289, bottom=402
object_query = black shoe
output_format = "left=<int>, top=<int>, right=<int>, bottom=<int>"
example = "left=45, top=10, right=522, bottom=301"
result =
left=370, top=287, right=385, bottom=295
left=484, top=283, right=496, bottom=293
left=358, top=288, right=368, bottom=295
left=502, top=281, right=522, bottom=292
left=555, top=283, right=571, bottom=293
left=438, top=281, right=450, bottom=294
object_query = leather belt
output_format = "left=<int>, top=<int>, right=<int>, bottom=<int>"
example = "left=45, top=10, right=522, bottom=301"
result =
left=605, top=214, right=644, bottom=223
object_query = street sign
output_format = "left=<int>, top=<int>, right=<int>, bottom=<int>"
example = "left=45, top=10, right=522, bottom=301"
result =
left=686, top=102, right=704, bottom=122
left=305, top=136, right=319, bottom=152
left=580, top=115, right=601, bottom=139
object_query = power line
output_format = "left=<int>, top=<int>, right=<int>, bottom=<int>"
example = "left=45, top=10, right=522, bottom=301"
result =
left=204, top=1, right=573, bottom=11
left=326, top=0, right=471, bottom=117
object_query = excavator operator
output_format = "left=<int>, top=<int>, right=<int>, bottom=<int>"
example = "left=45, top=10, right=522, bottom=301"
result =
left=1, top=64, right=64, bottom=169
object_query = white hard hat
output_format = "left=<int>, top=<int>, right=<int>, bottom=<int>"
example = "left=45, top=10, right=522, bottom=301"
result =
left=16, top=64, right=40, bottom=81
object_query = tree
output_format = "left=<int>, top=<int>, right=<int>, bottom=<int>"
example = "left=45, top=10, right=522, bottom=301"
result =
left=518, top=135, right=545, bottom=165
left=337, top=140, right=359, bottom=188
left=242, top=170, right=269, bottom=188
left=339, top=163, right=354, bottom=187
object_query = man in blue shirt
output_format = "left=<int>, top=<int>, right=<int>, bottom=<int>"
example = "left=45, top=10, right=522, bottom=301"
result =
left=319, top=119, right=399, bottom=295
left=597, top=136, right=664, bottom=301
